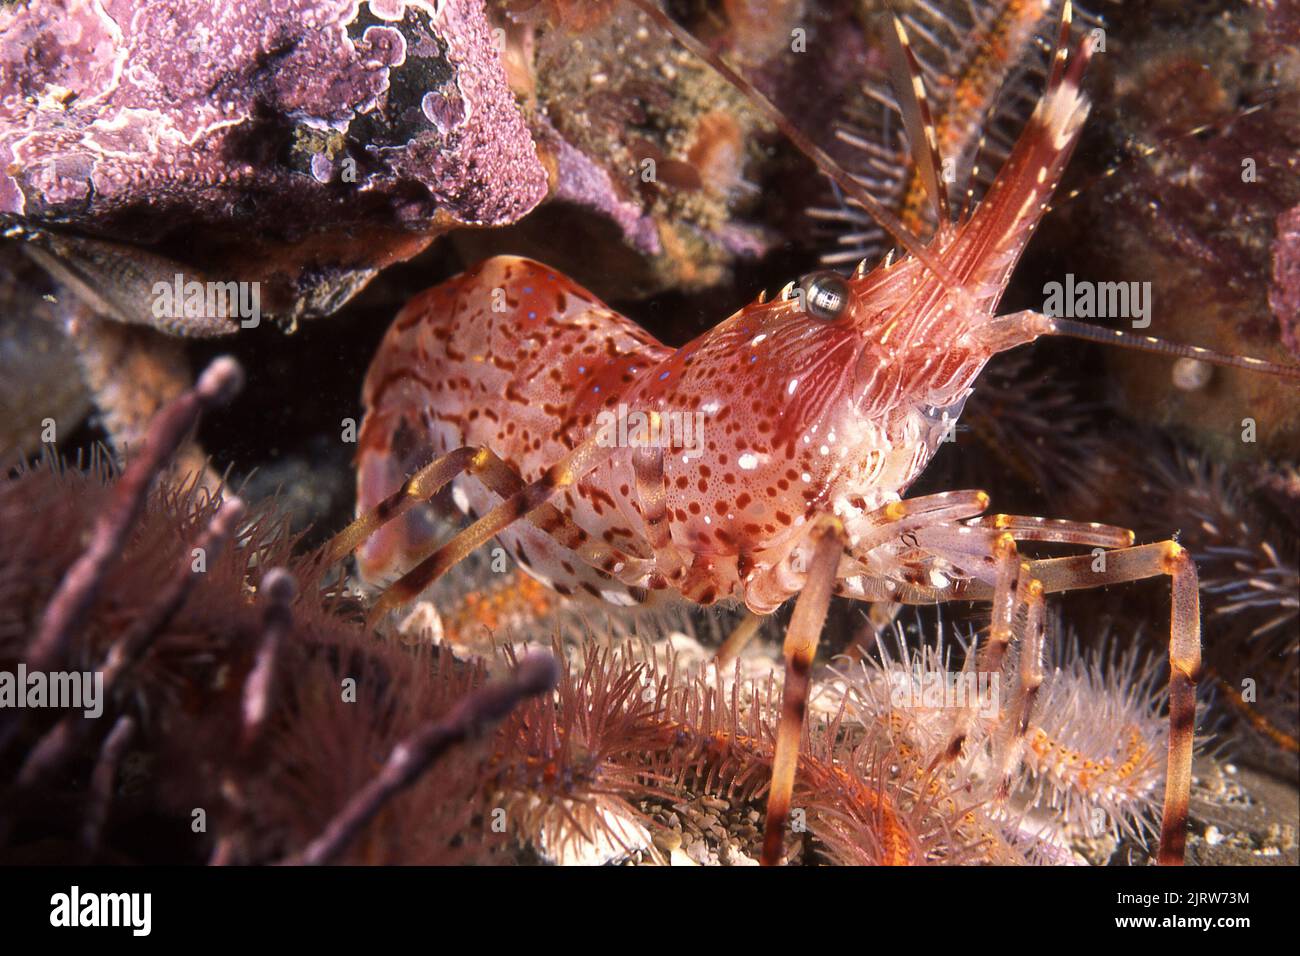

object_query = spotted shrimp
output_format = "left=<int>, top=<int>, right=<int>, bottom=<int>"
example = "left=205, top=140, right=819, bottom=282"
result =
left=323, top=1, right=1300, bottom=865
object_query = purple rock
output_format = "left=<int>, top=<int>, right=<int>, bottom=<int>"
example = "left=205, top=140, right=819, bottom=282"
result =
left=0, top=0, right=545, bottom=245
left=534, top=116, right=661, bottom=257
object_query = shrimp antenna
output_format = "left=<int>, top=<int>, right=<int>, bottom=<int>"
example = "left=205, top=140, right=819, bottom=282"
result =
left=1045, top=317, right=1300, bottom=382
left=882, top=10, right=950, bottom=229
left=624, top=0, right=960, bottom=291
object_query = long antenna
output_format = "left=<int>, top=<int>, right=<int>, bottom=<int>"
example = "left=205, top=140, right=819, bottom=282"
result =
left=1046, top=318, right=1300, bottom=382
left=624, top=0, right=960, bottom=290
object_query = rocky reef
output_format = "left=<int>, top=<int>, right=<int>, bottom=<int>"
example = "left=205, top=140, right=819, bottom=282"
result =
left=0, top=0, right=1296, bottom=868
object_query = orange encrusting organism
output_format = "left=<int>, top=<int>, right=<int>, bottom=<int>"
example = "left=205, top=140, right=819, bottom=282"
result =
left=1027, top=726, right=1149, bottom=795
left=439, top=570, right=558, bottom=645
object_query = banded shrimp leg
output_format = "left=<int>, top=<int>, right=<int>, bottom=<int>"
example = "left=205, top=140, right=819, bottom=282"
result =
left=320, top=419, right=660, bottom=627
left=954, top=524, right=1200, bottom=866
left=754, top=484, right=1197, bottom=865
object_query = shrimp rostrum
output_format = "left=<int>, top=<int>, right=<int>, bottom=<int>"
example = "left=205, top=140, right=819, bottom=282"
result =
left=323, top=2, right=1300, bottom=865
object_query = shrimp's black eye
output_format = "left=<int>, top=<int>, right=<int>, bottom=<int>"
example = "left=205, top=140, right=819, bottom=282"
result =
left=795, top=271, right=850, bottom=320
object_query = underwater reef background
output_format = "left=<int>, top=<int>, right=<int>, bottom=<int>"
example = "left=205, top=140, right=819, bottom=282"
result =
left=0, top=0, right=1296, bottom=864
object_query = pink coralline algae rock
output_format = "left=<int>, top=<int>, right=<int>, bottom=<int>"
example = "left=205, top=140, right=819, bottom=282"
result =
left=0, top=0, right=547, bottom=239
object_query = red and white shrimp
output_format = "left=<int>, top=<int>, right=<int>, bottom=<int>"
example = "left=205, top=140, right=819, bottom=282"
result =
left=323, top=2, right=1298, bottom=865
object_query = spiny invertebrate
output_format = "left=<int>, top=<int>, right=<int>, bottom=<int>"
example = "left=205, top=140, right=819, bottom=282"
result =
left=839, top=623, right=1172, bottom=847
left=0, top=358, right=564, bottom=866
left=484, top=634, right=1035, bottom=865
left=808, top=0, right=1098, bottom=266
left=640, top=649, right=1026, bottom=866
left=325, top=0, right=1300, bottom=867
left=283, top=648, right=560, bottom=866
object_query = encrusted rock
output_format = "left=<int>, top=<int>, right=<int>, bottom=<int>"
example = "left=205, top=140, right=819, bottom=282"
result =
left=0, top=0, right=547, bottom=317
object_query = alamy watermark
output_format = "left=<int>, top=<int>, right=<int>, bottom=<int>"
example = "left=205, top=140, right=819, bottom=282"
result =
left=50, top=886, right=150, bottom=936
left=890, top=670, right=1000, bottom=719
left=0, top=664, right=102, bottom=718
left=595, top=404, right=706, bottom=461
left=1042, top=273, right=1152, bottom=328
left=152, top=274, right=261, bottom=328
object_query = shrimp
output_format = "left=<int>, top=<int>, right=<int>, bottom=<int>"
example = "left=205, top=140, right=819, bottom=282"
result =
left=322, top=1, right=1299, bottom=865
